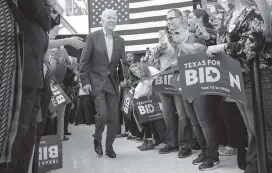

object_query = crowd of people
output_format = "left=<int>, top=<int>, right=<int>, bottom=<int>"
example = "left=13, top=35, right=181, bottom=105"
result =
left=115, top=0, right=272, bottom=172
left=0, top=0, right=272, bottom=173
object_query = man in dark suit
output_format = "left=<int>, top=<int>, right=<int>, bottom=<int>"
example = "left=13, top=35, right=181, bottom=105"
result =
left=79, top=9, right=126, bottom=158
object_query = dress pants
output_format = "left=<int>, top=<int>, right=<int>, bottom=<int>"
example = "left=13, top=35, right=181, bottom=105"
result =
left=76, top=95, right=92, bottom=125
left=7, top=85, right=39, bottom=173
left=236, top=69, right=272, bottom=173
left=32, top=76, right=52, bottom=173
left=159, top=94, right=192, bottom=149
left=92, top=76, right=119, bottom=152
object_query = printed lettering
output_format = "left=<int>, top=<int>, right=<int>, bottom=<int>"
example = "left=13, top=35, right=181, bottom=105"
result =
left=155, top=76, right=163, bottom=85
left=56, top=95, right=66, bottom=104
left=229, top=72, right=241, bottom=91
left=185, top=67, right=221, bottom=86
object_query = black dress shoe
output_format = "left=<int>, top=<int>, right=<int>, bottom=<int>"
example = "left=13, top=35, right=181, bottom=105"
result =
left=94, top=139, right=103, bottom=156
left=106, top=151, right=116, bottom=158
left=62, top=136, right=69, bottom=141
left=65, top=132, right=72, bottom=135
left=154, top=140, right=161, bottom=147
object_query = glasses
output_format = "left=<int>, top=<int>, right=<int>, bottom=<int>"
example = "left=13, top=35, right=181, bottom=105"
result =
left=166, top=16, right=179, bottom=22
left=51, top=8, right=58, bottom=14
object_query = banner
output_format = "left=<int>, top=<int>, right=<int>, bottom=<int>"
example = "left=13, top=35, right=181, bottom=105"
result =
left=38, top=135, right=63, bottom=173
left=178, top=52, right=246, bottom=103
left=205, top=1, right=225, bottom=18
left=152, top=73, right=182, bottom=95
left=121, top=88, right=134, bottom=119
left=133, top=94, right=163, bottom=124
left=49, top=82, right=72, bottom=112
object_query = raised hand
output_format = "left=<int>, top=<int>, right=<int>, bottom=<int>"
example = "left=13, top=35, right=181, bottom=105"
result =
left=68, top=36, right=86, bottom=49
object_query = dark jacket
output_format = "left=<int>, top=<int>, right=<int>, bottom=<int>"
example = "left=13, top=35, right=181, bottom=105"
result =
left=79, top=29, right=126, bottom=95
left=18, top=0, right=50, bottom=88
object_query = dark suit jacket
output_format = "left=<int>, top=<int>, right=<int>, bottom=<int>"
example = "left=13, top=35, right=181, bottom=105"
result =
left=79, top=29, right=126, bottom=95
left=18, top=0, right=50, bottom=89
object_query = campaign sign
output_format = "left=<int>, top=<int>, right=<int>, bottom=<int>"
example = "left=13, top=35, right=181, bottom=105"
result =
left=49, top=83, right=72, bottom=112
left=38, top=135, right=63, bottom=173
left=133, top=94, right=163, bottom=124
left=178, top=52, right=246, bottom=103
left=152, top=73, right=182, bottom=95
left=121, top=88, right=134, bottom=119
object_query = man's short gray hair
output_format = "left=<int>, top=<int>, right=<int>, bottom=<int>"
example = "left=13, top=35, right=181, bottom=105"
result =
left=101, top=9, right=117, bottom=19
left=167, top=9, right=183, bottom=17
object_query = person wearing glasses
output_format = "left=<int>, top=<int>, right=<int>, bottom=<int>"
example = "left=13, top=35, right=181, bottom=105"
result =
left=151, top=9, right=196, bottom=158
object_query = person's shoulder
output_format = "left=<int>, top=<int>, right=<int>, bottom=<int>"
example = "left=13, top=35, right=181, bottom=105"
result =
left=158, top=30, right=167, bottom=39
left=114, top=34, right=124, bottom=41
left=86, top=29, right=101, bottom=40
left=90, top=29, right=101, bottom=35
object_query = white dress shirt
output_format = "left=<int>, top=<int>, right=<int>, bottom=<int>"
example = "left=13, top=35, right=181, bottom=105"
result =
left=103, top=28, right=113, bottom=62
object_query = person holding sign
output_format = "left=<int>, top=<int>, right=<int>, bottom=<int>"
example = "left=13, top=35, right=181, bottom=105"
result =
left=206, top=1, right=272, bottom=172
left=128, top=62, right=166, bottom=151
left=175, top=9, right=223, bottom=171
left=79, top=9, right=126, bottom=158
left=151, top=9, right=196, bottom=158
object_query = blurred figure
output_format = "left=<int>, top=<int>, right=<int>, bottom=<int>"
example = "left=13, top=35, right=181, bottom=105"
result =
left=2, top=1, right=51, bottom=173
left=206, top=0, right=272, bottom=172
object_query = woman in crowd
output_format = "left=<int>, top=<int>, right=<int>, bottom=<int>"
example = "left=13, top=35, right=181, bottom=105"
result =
left=212, top=0, right=248, bottom=170
left=128, top=61, right=167, bottom=151
left=48, top=46, right=70, bottom=141
left=127, top=62, right=155, bottom=150
left=121, top=53, right=144, bottom=141
left=206, top=0, right=272, bottom=172
left=75, top=73, right=93, bottom=126
left=173, top=9, right=222, bottom=171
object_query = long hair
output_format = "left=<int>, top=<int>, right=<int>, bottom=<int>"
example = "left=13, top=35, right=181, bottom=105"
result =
left=193, top=9, right=214, bottom=29
left=128, top=62, right=150, bottom=81
left=243, top=0, right=272, bottom=41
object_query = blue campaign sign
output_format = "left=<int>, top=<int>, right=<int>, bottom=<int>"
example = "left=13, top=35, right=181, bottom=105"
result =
left=178, top=52, right=246, bottom=103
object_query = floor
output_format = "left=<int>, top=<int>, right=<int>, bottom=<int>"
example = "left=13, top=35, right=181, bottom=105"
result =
left=53, top=125, right=243, bottom=173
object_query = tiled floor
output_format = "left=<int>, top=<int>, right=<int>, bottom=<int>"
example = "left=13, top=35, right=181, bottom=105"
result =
left=53, top=125, right=243, bottom=173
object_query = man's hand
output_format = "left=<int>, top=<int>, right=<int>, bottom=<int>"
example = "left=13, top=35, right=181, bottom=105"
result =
left=68, top=36, right=85, bottom=49
left=82, top=84, right=92, bottom=93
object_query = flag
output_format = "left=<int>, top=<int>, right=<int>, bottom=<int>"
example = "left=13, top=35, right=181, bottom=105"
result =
left=90, top=0, right=193, bottom=54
